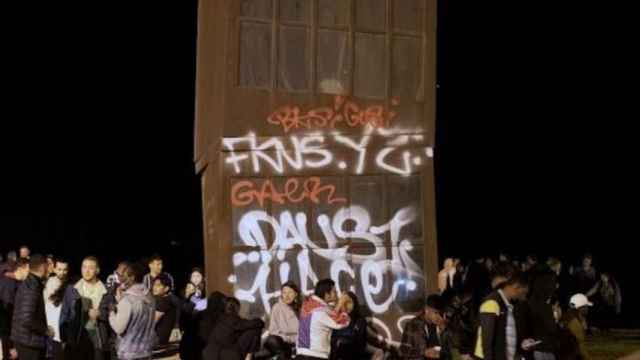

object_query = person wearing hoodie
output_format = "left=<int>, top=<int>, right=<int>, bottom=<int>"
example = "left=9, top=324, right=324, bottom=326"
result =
left=528, top=272, right=560, bottom=360
left=108, top=262, right=156, bottom=360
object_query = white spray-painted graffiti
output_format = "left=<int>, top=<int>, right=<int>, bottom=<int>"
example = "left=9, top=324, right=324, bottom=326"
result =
left=229, top=205, right=423, bottom=315
left=223, top=132, right=433, bottom=176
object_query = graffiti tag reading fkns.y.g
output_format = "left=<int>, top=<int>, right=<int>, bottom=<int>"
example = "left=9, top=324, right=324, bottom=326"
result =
left=231, top=177, right=347, bottom=207
left=267, top=96, right=400, bottom=133
left=223, top=133, right=432, bottom=176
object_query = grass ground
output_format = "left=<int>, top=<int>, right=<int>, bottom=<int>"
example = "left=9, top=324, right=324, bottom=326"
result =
left=587, top=330, right=640, bottom=360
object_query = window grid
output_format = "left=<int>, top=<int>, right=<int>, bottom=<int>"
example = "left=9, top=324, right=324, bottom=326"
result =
left=237, top=0, right=425, bottom=100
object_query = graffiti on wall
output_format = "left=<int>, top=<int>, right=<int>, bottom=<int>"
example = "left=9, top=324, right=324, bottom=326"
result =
left=223, top=132, right=432, bottom=176
left=226, top=97, right=429, bottom=343
left=230, top=204, right=422, bottom=313
left=231, top=177, right=347, bottom=207
left=267, top=95, right=400, bottom=133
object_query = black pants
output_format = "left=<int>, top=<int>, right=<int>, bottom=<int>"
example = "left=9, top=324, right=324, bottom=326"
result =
left=47, top=341, right=65, bottom=360
left=296, top=356, right=326, bottom=360
left=262, top=335, right=294, bottom=360
left=236, top=328, right=262, bottom=359
left=65, top=330, right=109, bottom=360
left=15, top=344, right=45, bottom=360
left=1, top=335, right=13, bottom=360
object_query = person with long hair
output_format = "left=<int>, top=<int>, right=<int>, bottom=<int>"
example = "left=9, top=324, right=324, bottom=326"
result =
left=265, top=281, right=301, bottom=359
left=178, top=272, right=210, bottom=360
left=330, top=292, right=368, bottom=360
left=183, top=268, right=206, bottom=303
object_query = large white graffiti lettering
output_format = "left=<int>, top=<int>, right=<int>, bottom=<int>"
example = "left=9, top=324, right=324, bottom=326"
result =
left=229, top=205, right=423, bottom=315
left=223, top=132, right=433, bottom=176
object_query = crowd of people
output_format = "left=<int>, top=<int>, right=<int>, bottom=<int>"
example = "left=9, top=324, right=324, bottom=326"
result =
left=0, top=246, right=623, bottom=360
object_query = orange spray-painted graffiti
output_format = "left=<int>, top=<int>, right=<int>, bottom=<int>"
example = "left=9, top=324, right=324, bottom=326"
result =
left=267, top=96, right=400, bottom=133
left=231, top=177, right=347, bottom=207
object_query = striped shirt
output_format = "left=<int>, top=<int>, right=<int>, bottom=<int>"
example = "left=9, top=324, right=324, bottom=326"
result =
left=499, top=290, right=517, bottom=360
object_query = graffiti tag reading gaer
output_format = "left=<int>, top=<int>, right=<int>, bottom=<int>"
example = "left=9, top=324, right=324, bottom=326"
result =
left=231, top=177, right=347, bottom=207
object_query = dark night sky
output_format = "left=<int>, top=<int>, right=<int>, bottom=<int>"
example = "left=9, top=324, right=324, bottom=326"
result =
left=2, top=2, right=636, bottom=326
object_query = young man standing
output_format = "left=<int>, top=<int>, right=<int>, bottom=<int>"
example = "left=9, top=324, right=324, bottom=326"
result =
left=109, top=263, right=156, bottom=360
left=52, top=258, right=70, bottom=282
left=573, top=254, right=597, bottom=294
left=297, top=279, right=351, bottom=360
left=474, top=273, right=537, bottom=360
left=99, top=261, right=130, bottom=360
left=152, top=274, right=177, bottom=347
left=0, top=258, right=29, bottom=360
left=400, top=294, right=453, bottom=360
left=143, top=255, right=175, bottom=293
left=74, top=256, right=108, bottom=360
left=10, top=255, right=50, bottom=360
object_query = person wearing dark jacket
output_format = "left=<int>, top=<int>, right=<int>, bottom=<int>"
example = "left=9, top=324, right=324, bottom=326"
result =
left=60, top=257, right=110, bottom=360
left=98, top=262, right=128, bottom=360
left=10, top=255, right=51, bottom=360
left=152, top=274, right=177, bottom=347
left=474, top=272, right=537, bottom=360
left=466, top=258, right=492, bottom=310
left=330, top=292, right=368, bottom=360
left=202, top=297, right=264, bottom=360
left=400, top=294, right=453, bottom=360
left=572, top=255, right=597, bottom=295
left=445, top=289, right=476, bottom=360
left=198, top=291, right=227, bottom=345
left=0, top=258, right=29, bottom=360
left=178, top=285, right=208, bottom=360
left=528, top=272, right=560, bottom=360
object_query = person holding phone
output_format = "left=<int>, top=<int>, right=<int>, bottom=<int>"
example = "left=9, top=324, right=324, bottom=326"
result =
left=399, top=294, right=452, bottom=360
left=474, top=272, right=537, bottom=360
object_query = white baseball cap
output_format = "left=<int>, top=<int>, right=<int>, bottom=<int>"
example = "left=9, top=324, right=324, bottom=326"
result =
left=570, top=294, right=593, bottom=309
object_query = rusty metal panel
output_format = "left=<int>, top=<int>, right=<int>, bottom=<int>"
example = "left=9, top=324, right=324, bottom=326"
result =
left=196, top=0, right=437, bottom=345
